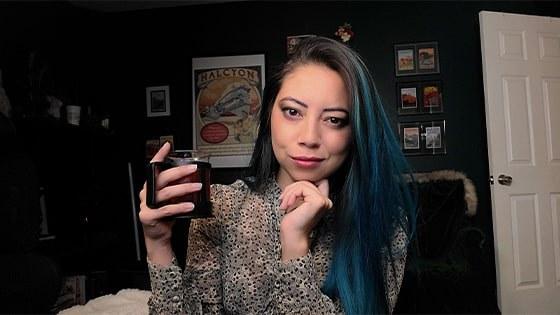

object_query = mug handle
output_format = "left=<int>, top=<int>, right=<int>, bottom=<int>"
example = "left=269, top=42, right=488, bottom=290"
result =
left=146, top=161, right=166, bottom=209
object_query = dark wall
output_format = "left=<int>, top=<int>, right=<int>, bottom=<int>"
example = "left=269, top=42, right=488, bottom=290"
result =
left=2, top=0, right=559, bottom=289
left=91, top=1, right=560, bottom=235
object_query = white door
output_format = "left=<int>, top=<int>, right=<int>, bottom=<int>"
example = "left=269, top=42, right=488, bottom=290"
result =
left=480, top=11, right=560, bottom=314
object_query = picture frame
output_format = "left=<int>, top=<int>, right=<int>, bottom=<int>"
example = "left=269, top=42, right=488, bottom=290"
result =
left=287, top=34, right=316, bottom=56
left=394, top=44, right=417, bottom=76
left=398, top=120, right=446, bottom=155
left=423, top=120, right=446, bottom=155
left=416, top=42, right=440, bottom=74
left=146, top=85, right=170, bottom=117
left=397, top=82, right=420, bottom=115
left=399, top=122, right=422, bottom=155
left=192, top=54, right=265, bottom=168
left=159, top=135, right=175, bottom=151
left=420, top=81, right=443, bottom=113
left=397, top=81, right=443, bottom=115
left=394, top=41, right=440, bottom=76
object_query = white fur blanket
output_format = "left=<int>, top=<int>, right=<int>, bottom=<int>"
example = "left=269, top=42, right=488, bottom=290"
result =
left=59, top=289, right=150, bottom=315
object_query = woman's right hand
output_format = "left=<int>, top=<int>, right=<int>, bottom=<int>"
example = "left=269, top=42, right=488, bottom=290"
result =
left=138, top=142, right=202, bottom=263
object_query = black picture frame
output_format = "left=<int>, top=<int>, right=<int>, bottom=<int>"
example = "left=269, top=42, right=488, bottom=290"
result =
left=422, top=120, right=446, bottom=155
left=398, top=120, right=447, bottom=155
left=420, top=81, right=443, bottom=114
left=394, top=44, right=417, bottom=76
left=397, top=81, right=443, bottom=115
left=394, top=41, right=440, bottom=76
left=416, top=42, right=440, bottom=74
left=397, top=82, right=420, bottom=115
left=399, top=121, right=422, bottom=155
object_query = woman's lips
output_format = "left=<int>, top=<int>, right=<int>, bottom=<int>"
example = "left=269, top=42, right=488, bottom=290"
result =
left=291, top=156, right=324, bottom=168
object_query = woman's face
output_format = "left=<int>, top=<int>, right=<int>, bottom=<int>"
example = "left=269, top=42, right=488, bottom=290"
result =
left=271, top=63, right=352, bottom=188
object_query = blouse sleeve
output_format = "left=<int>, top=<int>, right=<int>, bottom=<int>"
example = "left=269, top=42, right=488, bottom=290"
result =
left=146, top=184, right=225, bottom=315
left=384, top=226, right=408, bottom=313
left=272, top=252, right=342, bottom=314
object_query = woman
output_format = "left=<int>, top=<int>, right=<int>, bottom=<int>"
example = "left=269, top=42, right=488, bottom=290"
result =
left=139, top=37, right=416, bottom=314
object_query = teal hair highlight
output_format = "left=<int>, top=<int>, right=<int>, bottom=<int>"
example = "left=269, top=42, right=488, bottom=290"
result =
left=320, top=42, right=417, bottom=315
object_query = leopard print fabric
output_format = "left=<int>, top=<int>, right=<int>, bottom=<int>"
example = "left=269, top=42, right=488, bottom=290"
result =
left=147, top=179, right=407, bottom=314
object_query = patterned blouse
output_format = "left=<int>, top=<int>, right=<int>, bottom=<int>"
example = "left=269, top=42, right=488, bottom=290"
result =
left=147, top=179, right=407, bottom=314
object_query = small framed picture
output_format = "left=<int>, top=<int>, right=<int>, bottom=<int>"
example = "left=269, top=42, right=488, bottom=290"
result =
left=287, top=35, right=316, bottom=56
left=159, top=135, right=174, bottom=151
left=399, top=122, right=422, bottom=155
left=398, top=120, right=446, bottom=155
left=422, top=120, right=446, bottom=154
left=421, top=81, right=443, bottom=113
left=397, top=81, right=443, bottom=115
left=397, top=83, right=420, bottom=115
left=417, top=42, right=440, bottom=74
left=394, top=44, right=417, bottom=76
left=146, top=85, right=170, bottom=117
left=394, top=41, right=440, bottom=76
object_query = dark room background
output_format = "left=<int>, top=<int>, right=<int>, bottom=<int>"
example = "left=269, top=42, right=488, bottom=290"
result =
left=1, top=0, right=560, bottom=311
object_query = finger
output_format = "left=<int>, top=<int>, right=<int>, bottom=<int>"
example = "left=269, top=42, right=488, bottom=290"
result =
left=156, top=164, right=198, bottom=190
left=156, top=182, right=203, bottom=204
left=284, top=197, right=304, bottom=213
left=316, top=179, right=330, bottom=198
left=140, top=202, right=195, bottom=222
left=150, top=142, right=171, bottom=163
left=279, top=181, right=318, bottom=210
left=139, top=183, right=147, bottom=202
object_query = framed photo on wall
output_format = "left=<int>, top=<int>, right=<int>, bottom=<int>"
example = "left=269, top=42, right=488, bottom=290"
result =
left=192, top=54, right=265, bottom=168
left=398, top=122, right=422, bottom=155
left=398, top=120, right=447, bottom=155
left=397, top=81, right=443, bottom=115
left=146, top=85, right=170, bottom=117
left=394, top=41, right=440, bottom=76
left=394, top=44, right=417, bottom=76
left=423, top=120, right=446, bottom=155
left=421, top=81, right=443, bottom=113
left=417, top=42, right=440, bottom=74
left=397, top=82, right=420, bottom=115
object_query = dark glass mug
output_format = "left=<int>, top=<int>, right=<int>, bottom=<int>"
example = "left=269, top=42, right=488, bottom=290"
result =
left=146, top=150, right=212, bottom=219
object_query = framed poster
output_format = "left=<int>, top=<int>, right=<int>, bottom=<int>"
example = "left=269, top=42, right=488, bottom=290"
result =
left=397, top=81, right=443, bottom=115
left=398, top=121, right=422, bottom=155
left=394, top=41, right=440, bottom=76
left=146, top=85, right=170, bottom=117
left=397, top=82, right=420, bottom=115
left=416, top=42, right=440, bottom=74
left=398, top=120, right=446, bottom=155
left=421, top=81, right=443, bottom=113
left=192, top=54, right=265, bottom=168
left=423, top=120, right=446, bottom=155
left=394, top=44, right=417, bottom=76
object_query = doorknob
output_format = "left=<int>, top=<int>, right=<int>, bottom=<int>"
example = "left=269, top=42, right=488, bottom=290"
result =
left=498, top=174, right=513, bottom=186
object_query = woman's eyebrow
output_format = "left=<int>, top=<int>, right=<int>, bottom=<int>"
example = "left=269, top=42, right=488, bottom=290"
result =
left=279, top=96, right=308, bottom=108
left=323, top=108, right=349, bottom=114
left=280, top=96, right=348, bottom=114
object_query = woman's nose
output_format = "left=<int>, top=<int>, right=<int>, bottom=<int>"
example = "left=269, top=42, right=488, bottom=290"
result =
left=297, top=118, right=320, bottom=147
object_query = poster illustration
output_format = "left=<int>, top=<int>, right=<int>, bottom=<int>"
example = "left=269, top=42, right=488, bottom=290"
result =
left=192, top=54, right=265, bottom=167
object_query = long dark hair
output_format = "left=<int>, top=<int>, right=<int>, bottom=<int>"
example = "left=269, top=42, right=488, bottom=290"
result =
left=247, top=37, right=416, bottom=314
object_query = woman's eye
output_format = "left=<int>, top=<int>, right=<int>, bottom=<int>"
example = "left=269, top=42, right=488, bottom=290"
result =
left=282, top=108, right=301, bottom=118
left=327, top=117, right=348, bottom=127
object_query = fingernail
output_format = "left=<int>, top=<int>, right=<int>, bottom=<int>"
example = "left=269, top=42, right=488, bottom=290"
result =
left=192, top=183, right=203, bottom=190
left=187, top=164, right=198, bottom=171
left=185, top=203, right=195, bottom=211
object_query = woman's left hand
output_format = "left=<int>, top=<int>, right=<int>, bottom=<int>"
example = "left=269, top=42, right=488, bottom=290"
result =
left=279, top=179, right=333, bottom=262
